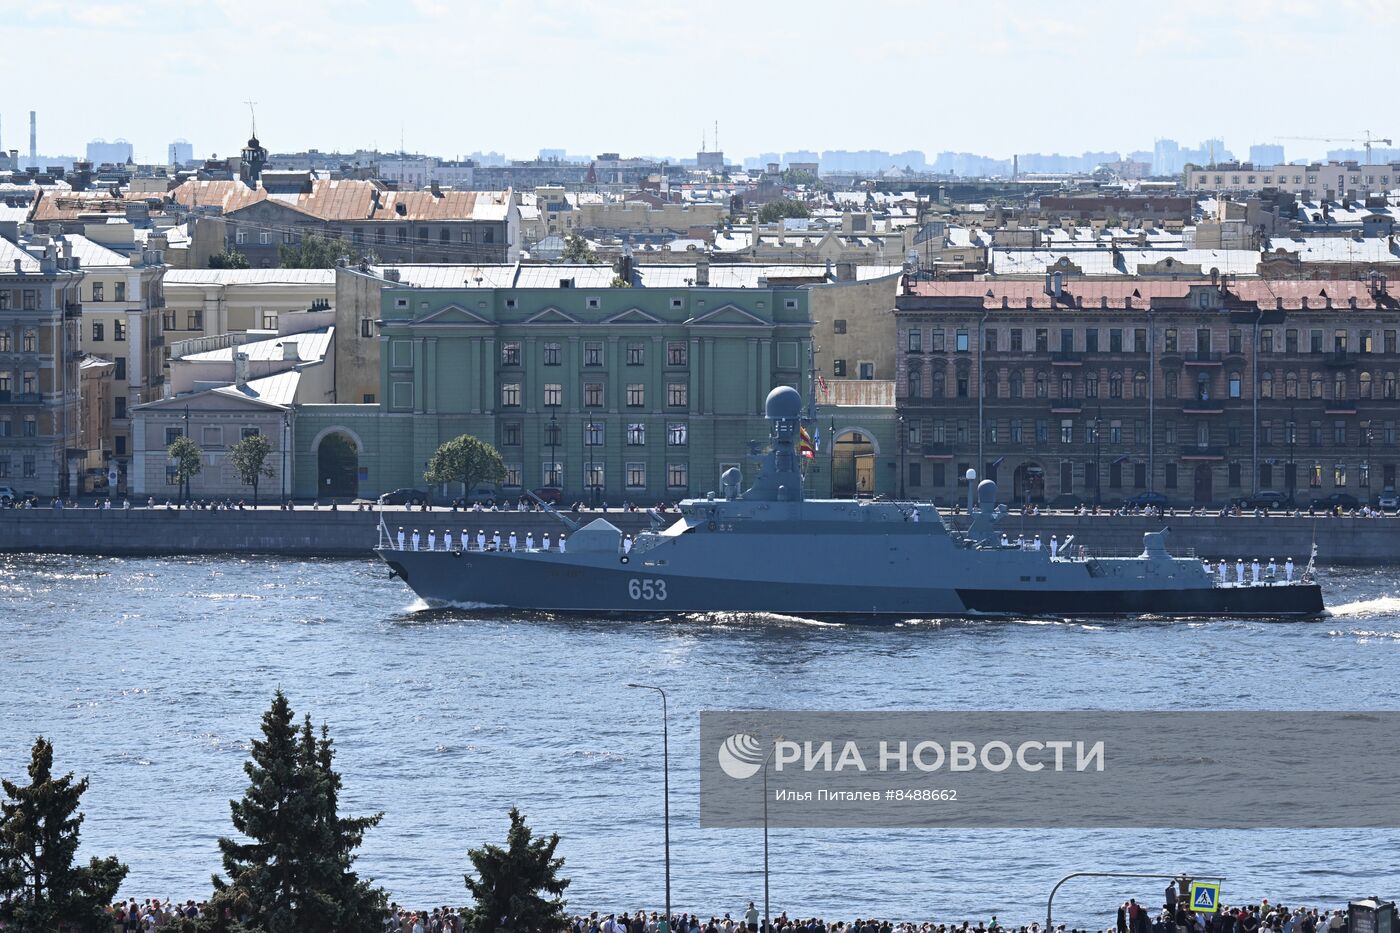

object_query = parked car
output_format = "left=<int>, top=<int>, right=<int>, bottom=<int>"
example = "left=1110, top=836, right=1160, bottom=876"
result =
left=465, top=484, right=500, bottom=503
left=1123, top=491, right=1169, bottom=509
left=1376, top=487, right=1399, bottom=510
left=1234, top=490, right=1291, bottom=510
left=0, top=486, right=17, bottom=504
left=379, top=487, right=429, bottom=506
left=531, top=486, right=563, bottom=504
left=1309, top=492, right=1360, bottom=510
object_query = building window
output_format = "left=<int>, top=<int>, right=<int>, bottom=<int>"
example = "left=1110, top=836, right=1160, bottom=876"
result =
left=502, top=422, right=521, bottom=446
left=1361, top=372, right=1374, bottom=398
left=543, top=461, right=562, bottom=486
left=1310, top=374, right=1323, bottom=399
left=262, top=312, right=278, bottom=330
left=1010, top=369, right=1023, bottom=398
left=22, top=331, right=36, bottom=352
left=115, top=282, right=126, bottom=302
left=113, top=357, right=126, bottom=381
left=585, top=423, right=605, bottom=446
left=985, top=329, right=998, bottom=352
left=627, top=423, right=646, bottom=446
left=542, top=383, right=562, bottom=407
left=1034, top=371, right=1047, bottom=398
left=1164, top=329, right=1177, bottom=353
left=956, top=330, right=970, bottom=352
left=92, top=282, right=104, bottom=302
left=626, top=384, right=645, bottom=407
left=187, top=310, right=203, bottom=331
left=859, top=362, right=874, bottom=380
left=584, top=342, right=603, bottom=366
left=668, top=423, right=688, bottom=446
left=833, top=319, right=847, bottom=335
left=1333, top=463, right=1347, bottom=488
left=626, top=343, right=645, bottom=366
left=360, top=318, right=373, bottom=338
left=584, top=463, right=603, bottom=489
left=1060, top=420, right=1073, bottom=444
left=165, top=427, right=183, bottom=446
left=22, top=416, right=36, bottom=437
left=1060, top=373, right=1074, bottom=398
left=92, top=321, right=104, bottom=341
left=1109, top=329, right=1122, bottom=352
left=584, top=382, right=604, bottom=407
left=1229, top=373, right=1242, bottom=398
left=501, top=383, right=521, bottom=407
left=833, top=359, right=847, bottom=377
left=1085, top=372, right=1099, bottom=398
left=544, top=342, right=561, bottom=365
left=544, top=421, right=562, bottom=447
left=667, top=463, right=688, bottom=488
left=907, top=368, right=922, bottom=399
left=625, top=462, right=646, bottom=489
left=1334, top=420, right=1347, bottom=445
left=504, top=464, right=522, bottom=488
left=667, top=383, right=688, bottom=407
left=907, top=328, right=922, bottom=353
left=1010, top=329, right=1023, bottom=352
left=501, top=341, right=521, bottom=365
left=667, top=341, right=688, bottom=366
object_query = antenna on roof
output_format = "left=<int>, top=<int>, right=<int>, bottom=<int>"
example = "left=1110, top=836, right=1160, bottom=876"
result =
left=244, top=100, right=257, bottom=139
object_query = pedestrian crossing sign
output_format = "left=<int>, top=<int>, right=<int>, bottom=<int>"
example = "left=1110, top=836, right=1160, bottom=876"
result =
left=1189, top=882, right=1221, bottom=913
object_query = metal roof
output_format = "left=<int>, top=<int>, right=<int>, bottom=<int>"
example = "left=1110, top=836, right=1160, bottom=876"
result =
left=163, top=269, right=337, bottom=286
left=182, top=326, right=332, bottom=363
left=212, top=370, right=301, bottom=407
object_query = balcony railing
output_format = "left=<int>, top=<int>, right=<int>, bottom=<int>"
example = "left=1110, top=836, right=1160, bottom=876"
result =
left=1184, top=351, right=1223, bottom=364
left=0, top=391, right=42, bottom=404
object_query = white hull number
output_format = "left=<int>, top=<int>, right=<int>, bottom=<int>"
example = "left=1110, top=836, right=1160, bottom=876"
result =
left=628, top=578, right=668, bottom=601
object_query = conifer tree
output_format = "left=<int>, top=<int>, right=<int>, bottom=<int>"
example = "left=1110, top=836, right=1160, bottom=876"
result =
left=206, top=691, right=384, bottom=933
left=463, top=808, right=570, bottom=933
left=0, top=736, right=128, bottom=932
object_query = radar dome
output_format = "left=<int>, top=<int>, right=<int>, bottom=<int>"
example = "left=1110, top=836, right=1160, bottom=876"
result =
left=765, top=386, right=803, bottom=419
left=721, top=467, right=742, bottom=486
left=977, top=479, right=998, bottom=507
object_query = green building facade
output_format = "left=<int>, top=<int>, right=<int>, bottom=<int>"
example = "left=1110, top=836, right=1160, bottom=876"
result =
left=294, top=284, right=818, bottom=502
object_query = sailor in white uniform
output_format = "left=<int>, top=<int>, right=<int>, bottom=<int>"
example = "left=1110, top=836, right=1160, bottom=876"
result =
left=397, top=526, right=406, bottom=550
left=911, top=509, right=920, bottom=522
left=1050, top=535, right=1059, bottom=558
left=525, top=532, right=534, bottom=552
left=477, top=530, right=486, bottom=551
left=1251, top=558, right=1261, bottom=584
left=427, top=529, right=437, bottom=551
left=1285, top=557, right=1295, bottom=582
left=444, top=529, right=454, bottom=551
left=1203, top=559, right=1212, bottom=576
left=559, top=535, right=567, bottom=553
left=1001, top=533, right=1009, bottom=547
left=542, top=533, right=551, bottom=551
left=623, top=535, right=633, bottom=555
left=1236, top=559, right=1245, bottom=585
left=492, top=530, right=501, bottom=551
left=411, top=529, right=421, bottom=551
left=1267, top=557, right=1278, bottom=580
left=1219, top=561, right=1228, bottom=584
left=508, top=531, right=518, bottom=552
left=1033, top=535, right=1042, bottom=551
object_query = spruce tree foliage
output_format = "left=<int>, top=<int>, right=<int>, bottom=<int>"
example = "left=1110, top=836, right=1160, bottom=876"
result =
left=0, top=736, right=128, bottom=932
left=462, top=808, right=570, bottom=933
left=205, top=691, right=385, bottom=933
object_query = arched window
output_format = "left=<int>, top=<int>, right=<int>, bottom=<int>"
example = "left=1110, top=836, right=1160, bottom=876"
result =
left=1085, top=371, right=1099, bottom=398
left=1285, top=372, right=1299, bottom=399
left=1109, top=372, right=1123, bottom=398
left=1010, top=369, right=1024, bottom=398
left=1228, top=372, right=1242, bottom=398
left=1035, top=371, right=1048, bottom=398
left=1260, top=371, right=1274, bottom=399
left=1386, top=372, right=1397, bottom=399
left=1133, top=371, right=1146, bottom=399
left=1310, top=374, right=1323, bottom=399
left=983, top=371, right=998, bottom=399
left=1196, top=372, right=1211, bottom=401
left=1360, top=371, right=1373, bottom=398
left=907, top=365, right=922, bottom=399
left=1060, top=372, right=1074, bottom=398
left=1165, top=371, right=1179, bottom=398
left=932, top=370, right=945, bottom=398
left=1334, top=372, right=1347, bottom=399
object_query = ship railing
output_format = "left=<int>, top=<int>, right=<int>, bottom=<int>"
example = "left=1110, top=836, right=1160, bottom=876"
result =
left=1057, top=544, right=1197, bottom=560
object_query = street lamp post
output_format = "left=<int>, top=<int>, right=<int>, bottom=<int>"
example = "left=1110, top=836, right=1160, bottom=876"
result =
left=761, top=735, right=784, bottom=933
left=1093, top=406, right=1103, bottom=506
left=897, top=414, right=906, bottom=499
left=626, top=684, right=670, bottom=930
left=587, top=417, right=597, bottom=507
left=1288, top=405, right=1297, bottom=504
left=549, top=409, right=560, bottom=494
left=281, top=411, right=290, bottom=502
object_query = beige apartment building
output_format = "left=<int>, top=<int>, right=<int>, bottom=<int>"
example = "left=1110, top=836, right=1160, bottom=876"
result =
left=162, top=268, right=335, bottom=344
left=1188, top=161, right=1400, bottom=196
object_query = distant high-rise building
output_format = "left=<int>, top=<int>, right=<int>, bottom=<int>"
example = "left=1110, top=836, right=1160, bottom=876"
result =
left=168, top=140, right=194, bottom=165
left=1152, top=138, right=1180, bottom=175
left=1249, top=143, right=1285, bottom=166
left=86, top=138, right=134, bottom=165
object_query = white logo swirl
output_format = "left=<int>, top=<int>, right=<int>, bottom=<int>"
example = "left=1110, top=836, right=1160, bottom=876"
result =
left=717, top=732, right=764, bottom=780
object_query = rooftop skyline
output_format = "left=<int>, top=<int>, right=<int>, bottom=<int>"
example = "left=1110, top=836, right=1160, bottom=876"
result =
left=7, top=0, right=1398, bottom=166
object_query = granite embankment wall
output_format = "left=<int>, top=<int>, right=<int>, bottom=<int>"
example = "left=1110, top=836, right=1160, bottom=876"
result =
left=0, top=509, right=655, bottom=558
left=0, top=508, right=1396, bottom=562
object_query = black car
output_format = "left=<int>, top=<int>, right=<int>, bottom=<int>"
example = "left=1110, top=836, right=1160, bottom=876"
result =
left=1309, top=492, right=1360, bottom=510
left=1123, top=491, right=1169, bottom=509
left=1235, top=490, right=1291, bottom=510
left=379, top=487, right=429, bottom=506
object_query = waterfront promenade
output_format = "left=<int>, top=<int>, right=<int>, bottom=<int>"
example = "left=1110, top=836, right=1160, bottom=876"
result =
left=1, top=500, right=1397, bottom=562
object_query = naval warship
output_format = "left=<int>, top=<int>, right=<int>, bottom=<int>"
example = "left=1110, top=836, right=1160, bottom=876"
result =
left=375, top=387, right=1324, bottom=618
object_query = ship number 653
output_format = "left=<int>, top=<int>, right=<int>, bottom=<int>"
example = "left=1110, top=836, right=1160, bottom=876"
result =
left=628, top=578, right=668, bottom=601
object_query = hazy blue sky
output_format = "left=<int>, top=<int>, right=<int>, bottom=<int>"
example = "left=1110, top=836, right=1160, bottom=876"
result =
left=6, top=0, right=1395, bottom=163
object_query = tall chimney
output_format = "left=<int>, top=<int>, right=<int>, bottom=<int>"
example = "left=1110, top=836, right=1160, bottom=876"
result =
left=28, top=111, right=36, bottom=165
left=234, top=350, right=250, bottom=388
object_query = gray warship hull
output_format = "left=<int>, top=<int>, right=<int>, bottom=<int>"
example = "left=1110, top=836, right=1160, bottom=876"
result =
left=375, top=504, right=1323, bottom=619
left=377, top=386, right=1324, bottom=620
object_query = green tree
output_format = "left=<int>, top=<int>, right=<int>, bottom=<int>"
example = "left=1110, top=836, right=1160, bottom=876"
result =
left=206, top=691, right=385, bottom=933
left=168, top=435, right=203, bottom=503
left=424, top=434, right=505, bottom=502
left=757, top=199, right=810, bottom=223
left=610, top=275, right=632, bottom=288
left=209, top=249, right=251, bottom=269
left=558, top=233, right=598, bottom=264
left=781, top=168, right=819, bottom=188
left=227, top=433, right=275, bottom=506
left=0, top=737, right=129, bottom=932
left=278, top=233, right=358, bottom=269
left=462, top=808, right=570, bottom=933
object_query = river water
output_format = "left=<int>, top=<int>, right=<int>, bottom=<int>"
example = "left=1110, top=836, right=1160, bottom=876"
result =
left=1, top=554, right=1398, bottom=924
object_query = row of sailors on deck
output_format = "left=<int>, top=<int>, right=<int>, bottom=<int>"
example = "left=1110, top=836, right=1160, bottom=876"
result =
left=1206, top=556, right=1295, bottom=584
left=391, top=527, right=640, bottom=556
left=1000, top=532, right=1059, bottom=555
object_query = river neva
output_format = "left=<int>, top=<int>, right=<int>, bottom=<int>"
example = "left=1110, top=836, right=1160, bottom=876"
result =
left=2, top=554, right=1398, bottom=923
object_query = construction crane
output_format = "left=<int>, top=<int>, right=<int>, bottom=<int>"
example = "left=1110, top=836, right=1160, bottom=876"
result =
left=1278, top=131, right=1393, bottom=163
